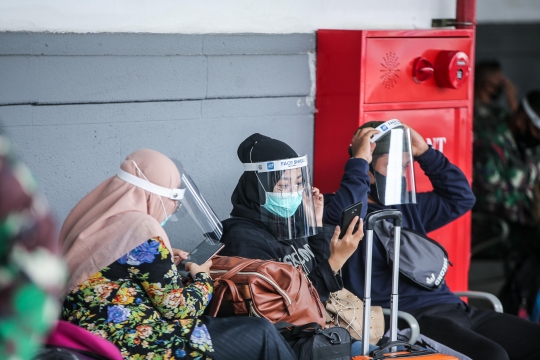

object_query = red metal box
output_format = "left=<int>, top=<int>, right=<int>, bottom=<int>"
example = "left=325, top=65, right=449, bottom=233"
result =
left=315, top=29, right=475, bottom=292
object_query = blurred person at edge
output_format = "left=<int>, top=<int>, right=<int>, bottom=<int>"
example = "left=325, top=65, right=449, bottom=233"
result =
left=474, top=60, right=519, bottom=134
left=473, top=90, right=540, bottom=257
left=0, top=129, right=66, bottom=359
left=59, top=149, right=295, bottom=360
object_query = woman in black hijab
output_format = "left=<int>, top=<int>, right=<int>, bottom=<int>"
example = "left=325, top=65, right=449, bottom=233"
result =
left=220, top=133, right=363, bottom=302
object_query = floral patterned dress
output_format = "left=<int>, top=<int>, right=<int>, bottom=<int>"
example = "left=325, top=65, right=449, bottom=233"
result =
left=62, top=237, right=214, bottom=360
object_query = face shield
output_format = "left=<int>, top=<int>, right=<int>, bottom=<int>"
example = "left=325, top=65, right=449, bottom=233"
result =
left=243, top=155, right=318, bottom=240
left=369, top=119, right=416, bottom=206
left=116, top=161, right=222, bottom=250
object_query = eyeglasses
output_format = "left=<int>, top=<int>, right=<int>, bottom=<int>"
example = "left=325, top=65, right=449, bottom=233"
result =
left=275, top=183, right=307, bottom=198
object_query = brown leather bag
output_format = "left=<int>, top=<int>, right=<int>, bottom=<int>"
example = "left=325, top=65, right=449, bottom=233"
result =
left=207, top=256, right=326, bottom=327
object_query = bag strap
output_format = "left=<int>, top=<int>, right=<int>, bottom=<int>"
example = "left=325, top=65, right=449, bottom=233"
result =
left=215, top=258, right=260, bottom=280
left=223, top=278, right=248, bottom=315
left=371, top=340, right=437, bottom=360
left=207, top=278, right=249, bottom=316
left=207, top=280, right=228, bottom=317
left=274, top=322, right=322, bottom=340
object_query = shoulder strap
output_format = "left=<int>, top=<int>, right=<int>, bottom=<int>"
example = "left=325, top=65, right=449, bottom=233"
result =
left=274, top=322, right=322, bottom=340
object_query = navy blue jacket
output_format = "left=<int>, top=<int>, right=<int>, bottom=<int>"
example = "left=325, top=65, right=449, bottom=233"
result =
left=324, top=147, right=476, bottom=311
left=323, top=158, right=371, bottom=225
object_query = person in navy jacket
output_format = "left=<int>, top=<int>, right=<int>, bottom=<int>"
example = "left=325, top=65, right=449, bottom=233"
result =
left=324, top=121, right=540, bottom=360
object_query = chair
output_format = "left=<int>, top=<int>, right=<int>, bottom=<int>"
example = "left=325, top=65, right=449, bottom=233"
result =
left=386, top=290, right=503, bottom=347
left=453, top=291, right=504, bottom=313
left=383, top=309, right=420, bottom=345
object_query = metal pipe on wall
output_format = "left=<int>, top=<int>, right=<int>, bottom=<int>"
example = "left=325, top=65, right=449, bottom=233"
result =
left=456, top=0, right=476, bottom=29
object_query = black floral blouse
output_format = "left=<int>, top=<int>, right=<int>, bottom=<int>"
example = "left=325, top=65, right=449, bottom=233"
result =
left=62, top=237, right=214, bottom=360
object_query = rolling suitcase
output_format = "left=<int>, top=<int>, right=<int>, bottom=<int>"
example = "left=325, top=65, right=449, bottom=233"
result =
left=353, top=209, right=457, bottom=360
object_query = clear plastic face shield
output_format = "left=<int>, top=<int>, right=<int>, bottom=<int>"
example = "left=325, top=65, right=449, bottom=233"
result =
left=116, top=160, right=223, bottom=249
left=370, top=120, right=417, bottom=206
left=244, top=155, right=318, bottom=241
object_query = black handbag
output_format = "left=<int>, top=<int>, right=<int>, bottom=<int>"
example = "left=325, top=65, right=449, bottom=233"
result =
left=275, top=322, right=351, bottom=360
left=374, top=220, right=451, bottom=290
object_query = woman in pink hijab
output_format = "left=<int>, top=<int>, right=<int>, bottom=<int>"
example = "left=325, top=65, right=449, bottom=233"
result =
left=59, top=149, right=295, bottom=360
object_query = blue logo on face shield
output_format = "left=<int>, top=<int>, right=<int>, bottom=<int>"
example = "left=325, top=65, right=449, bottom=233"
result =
left=267, top=162, right=274, bottom=170
left=381, top=125, right=388, bottom=131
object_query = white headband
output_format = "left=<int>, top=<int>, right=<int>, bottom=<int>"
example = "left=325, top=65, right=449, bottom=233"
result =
left=243, top=155, right=308, bottom=173
left=370, top=119, right=403, bottom=143
left=523, top=97, right=540, bottom=130
left=117, top=169, right=185, bottom=200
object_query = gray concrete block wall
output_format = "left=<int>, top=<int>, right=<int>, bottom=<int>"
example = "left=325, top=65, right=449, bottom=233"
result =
left=0, top=32, right=316, bottom=250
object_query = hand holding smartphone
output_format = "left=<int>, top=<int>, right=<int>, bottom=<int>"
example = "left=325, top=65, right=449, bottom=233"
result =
left=181, top=241, right=224, bottom=266
left=339, top=201, right=363, bottom=239
left=178, top=240, right=224, bottom=278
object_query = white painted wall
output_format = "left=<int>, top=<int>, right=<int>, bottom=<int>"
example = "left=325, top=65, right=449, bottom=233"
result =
left=477, top=0, right=540, bottom=23
left=0, top=0, right=456, bottom=33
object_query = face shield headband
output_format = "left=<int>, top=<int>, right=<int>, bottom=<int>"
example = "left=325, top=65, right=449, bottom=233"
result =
left=243, top=155, right=309, bottom=173
left=117, top=169, right=185, bottom=200
left=369, top=119, right=404, bottom=144
left=243, top=153, right=318, bottom=240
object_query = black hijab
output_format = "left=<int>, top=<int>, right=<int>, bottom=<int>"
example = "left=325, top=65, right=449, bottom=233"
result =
left=230, top=133, right=298, bottom=223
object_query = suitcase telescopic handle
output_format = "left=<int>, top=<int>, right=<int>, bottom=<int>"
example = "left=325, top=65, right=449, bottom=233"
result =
left=362, top=209, right=403, bottom=356
left=365, top=209, right=402, bottom=230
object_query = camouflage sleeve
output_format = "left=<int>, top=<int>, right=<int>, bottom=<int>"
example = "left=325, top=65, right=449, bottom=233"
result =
left=473, top=135, right=537, bottom=223
left=0, top=132, right=66, bottom=360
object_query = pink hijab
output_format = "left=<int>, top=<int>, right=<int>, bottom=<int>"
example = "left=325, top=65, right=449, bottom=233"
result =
left=59, top=149, right=180, bottom=297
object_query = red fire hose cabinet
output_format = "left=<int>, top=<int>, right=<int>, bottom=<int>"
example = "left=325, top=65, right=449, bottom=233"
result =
left=315, top=29, right=475, bottom=291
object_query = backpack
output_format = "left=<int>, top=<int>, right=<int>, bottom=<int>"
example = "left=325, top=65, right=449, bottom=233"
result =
left=207, top=256, right=326, bottom=327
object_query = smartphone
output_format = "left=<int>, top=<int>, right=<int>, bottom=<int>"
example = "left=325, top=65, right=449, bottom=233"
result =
left=339, top=201, right=363, bottom=239
left=181, top=241, right=225, bottom=266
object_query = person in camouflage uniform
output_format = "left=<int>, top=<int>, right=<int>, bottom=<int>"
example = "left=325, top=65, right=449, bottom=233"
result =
left=473, top=61, right=518, bottom=135
left=0, top=129, right=67, bottom=359
left=473, top=90, right=540, bottom=255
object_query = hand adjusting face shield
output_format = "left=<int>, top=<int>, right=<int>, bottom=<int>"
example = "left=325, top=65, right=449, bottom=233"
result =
left=244, top=155, right=318, bottom=241
left=369, top=119, right=417, bottom=206
left=117, top=160, right=223, bottom=246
